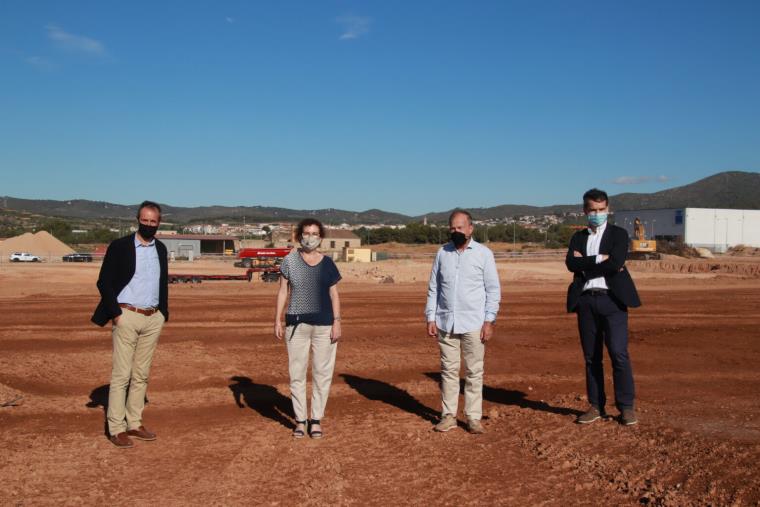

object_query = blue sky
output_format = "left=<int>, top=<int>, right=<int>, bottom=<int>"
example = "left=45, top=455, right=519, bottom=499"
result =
left=1, top=1, right=759, bottom=216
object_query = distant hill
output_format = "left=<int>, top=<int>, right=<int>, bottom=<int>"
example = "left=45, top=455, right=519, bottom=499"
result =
left=2, top=171, right=758, bottom=224
left=0, top=198, right=410, bottom=225
left=418, top=171, right=760, bottom=222
left=609, top=171, right=760, bottom=211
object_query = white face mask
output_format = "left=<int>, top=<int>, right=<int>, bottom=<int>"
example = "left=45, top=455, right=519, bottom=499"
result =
left=300, top=236, right=321, bottom=251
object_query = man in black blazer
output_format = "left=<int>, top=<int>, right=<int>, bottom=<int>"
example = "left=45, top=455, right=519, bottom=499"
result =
left=92, top=200, right=169, bottom=448
left=566, top=189, right=641, bottom=426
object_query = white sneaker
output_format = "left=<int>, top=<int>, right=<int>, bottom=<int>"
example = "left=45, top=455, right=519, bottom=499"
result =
left=434, top=414, right=457, bottom=432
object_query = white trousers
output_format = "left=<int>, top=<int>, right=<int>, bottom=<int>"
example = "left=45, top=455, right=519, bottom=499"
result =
left=285, top=323, right=337, bottom=421
left=438, top=328, right=484, bottom=420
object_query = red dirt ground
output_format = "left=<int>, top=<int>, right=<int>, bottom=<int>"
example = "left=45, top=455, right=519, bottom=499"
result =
left=1, top=260, right=759, bottom=506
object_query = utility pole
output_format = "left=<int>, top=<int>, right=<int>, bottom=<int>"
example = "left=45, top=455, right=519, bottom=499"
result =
left=513, top=222, right=516, bottom=249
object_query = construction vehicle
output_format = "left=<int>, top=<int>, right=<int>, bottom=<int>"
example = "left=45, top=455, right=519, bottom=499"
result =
left=167, top=247, right=291, bottom=284
left=169, top=272, right=254, bottom=284
left=628, top=217, right=660, bottom=260
left=235, top=247, right=291, bottom=282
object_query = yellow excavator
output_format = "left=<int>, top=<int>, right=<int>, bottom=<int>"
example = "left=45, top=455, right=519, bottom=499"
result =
left=628, top=217, right=659, bottom=260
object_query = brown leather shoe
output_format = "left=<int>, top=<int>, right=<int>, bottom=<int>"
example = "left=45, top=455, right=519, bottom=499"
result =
left=126, top=426, right=157, bottom=441
left=109, top=432, right=134, bottom=448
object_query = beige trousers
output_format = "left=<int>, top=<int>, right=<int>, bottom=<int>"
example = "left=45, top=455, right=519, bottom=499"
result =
left=285, top=323, right=337, bottom=421
left=438, top=328, right=484, bottom=421
left=107, top=309, right=164, bottom=436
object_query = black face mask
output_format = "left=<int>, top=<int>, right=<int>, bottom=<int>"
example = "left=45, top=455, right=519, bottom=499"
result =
left=138, top=223, right=158, bottom=241
left=450, top=231, right=467, bottom=248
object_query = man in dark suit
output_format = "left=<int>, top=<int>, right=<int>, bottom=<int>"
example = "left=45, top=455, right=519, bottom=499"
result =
left=566, top=189, right=641, bottom=426
left=92, top=200, right=169, bottom=448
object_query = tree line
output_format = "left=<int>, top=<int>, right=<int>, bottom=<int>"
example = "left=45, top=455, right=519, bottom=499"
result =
left=352, top=222, right=577, bottom=249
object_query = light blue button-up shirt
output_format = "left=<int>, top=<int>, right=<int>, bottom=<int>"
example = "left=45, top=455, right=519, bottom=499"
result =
left=425, top=239, right=501, bottom=334
left=117, top=235, right=160, bottom=308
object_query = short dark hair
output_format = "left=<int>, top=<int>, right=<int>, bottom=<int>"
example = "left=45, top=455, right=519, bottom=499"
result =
left=448, top=209, right=473, bottom=226
left=582, top=189, right=609, bottom=210
left=296, top=218, right=325, bottom=240
left=136, top=200, right=162, bottom=219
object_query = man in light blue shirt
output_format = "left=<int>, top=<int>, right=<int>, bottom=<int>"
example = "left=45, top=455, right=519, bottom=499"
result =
left=117, top=236, right=161, bottom=309
left=426, top=209, right=501, bottom=434
left=93, top=200, right=169, bottom=449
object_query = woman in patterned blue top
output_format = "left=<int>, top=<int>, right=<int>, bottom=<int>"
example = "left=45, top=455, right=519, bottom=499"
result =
left=275, top=218, right=342, bottom=439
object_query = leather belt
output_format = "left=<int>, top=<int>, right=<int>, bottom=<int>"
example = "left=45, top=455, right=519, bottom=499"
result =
left=583, top=288, right=609, bottom=296
left=119, top=303, right=159, bottom=316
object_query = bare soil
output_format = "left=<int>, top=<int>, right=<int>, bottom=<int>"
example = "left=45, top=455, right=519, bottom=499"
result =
left=1, top=259, right=759, bottom=506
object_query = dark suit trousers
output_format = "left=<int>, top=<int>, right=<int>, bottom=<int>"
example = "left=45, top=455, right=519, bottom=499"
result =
left=576, top=292, right=635, bottom=410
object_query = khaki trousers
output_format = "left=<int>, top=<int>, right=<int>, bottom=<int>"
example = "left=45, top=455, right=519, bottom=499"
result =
left=107, top=309, right=164, bottom=436
left=438, top=328, right=484, bottom=420
left=285, top=324, right=337, bottom=421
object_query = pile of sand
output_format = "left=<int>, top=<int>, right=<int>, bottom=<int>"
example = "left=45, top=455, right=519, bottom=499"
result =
left=0, top=231, right=74, bottom=258
left=0, top=382, right=23, bottom=408
left=727, top=245, right=760, bottom=257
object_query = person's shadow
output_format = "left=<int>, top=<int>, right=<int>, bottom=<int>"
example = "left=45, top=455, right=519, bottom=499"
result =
left=340, top=374, right=439, bottom=423
left=86, top=384, right=110, bottom=436
left=423, top=372, right=582, bottom=417
left=228, top=376, right=294, bottom=429
left=86, top=384, right=153, bottom=436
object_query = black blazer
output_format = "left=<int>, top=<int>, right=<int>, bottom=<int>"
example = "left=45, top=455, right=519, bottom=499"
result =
left=565, top=224, right=641, bottom=313
left=91, top=233, right=169, bottom=327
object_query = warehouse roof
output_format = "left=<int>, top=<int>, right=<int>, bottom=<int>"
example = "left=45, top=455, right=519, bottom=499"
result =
left=156, top=234, right=238, bottom=241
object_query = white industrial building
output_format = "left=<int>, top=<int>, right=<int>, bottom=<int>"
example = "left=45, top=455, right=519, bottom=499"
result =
left=614, top=208, right=760, bottom=253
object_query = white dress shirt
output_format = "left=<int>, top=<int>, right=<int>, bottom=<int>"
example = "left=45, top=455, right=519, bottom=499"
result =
left=425, top=239, right=501, bottom=334
left=582, top=221, right=609, bottom=291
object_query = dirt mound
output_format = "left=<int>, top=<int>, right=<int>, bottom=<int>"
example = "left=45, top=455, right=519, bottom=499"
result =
left=630, top=259, right=760, bottom=277
left=0, top=231, right=74, bottom=258
left=727, top=245, right=760, bottom=257
left=0, top=382, right=23, bottom=407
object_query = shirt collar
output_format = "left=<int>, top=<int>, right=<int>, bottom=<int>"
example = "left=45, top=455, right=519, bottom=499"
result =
left=134, top=234, right=155, bottom=248
left=587, top=221, right=608, bottom=236
left=449, top=238, right=477, bottom=252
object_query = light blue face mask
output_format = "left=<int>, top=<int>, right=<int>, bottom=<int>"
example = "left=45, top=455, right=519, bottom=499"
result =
left=587, top=213, right=607, bottom=227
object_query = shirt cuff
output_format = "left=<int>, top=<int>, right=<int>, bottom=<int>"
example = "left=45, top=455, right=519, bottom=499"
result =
left=484, top=312, right=497, bottom=322
left=595, top=254, right=604, bottom=264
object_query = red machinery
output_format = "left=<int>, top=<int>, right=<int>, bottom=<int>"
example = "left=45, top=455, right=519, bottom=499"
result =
left=168, top=247, right=292, bottom=284
left=235, top=247, right=292, bottom=282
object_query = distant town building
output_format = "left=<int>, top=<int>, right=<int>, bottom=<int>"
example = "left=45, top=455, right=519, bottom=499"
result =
left=156, top=234, right=238, bottom=259
left=614, top=208, right=760, bottom=253
left=322, top=229, right=362, bottom=254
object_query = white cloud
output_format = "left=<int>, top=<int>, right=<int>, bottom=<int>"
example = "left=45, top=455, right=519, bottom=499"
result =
left=26, top=56, right=57, bottom=71
left=612, top=175, right=671, bottom=185
left=46, top=24, right=106, bottom=56
left=337, top=15, right=371, bottom=40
